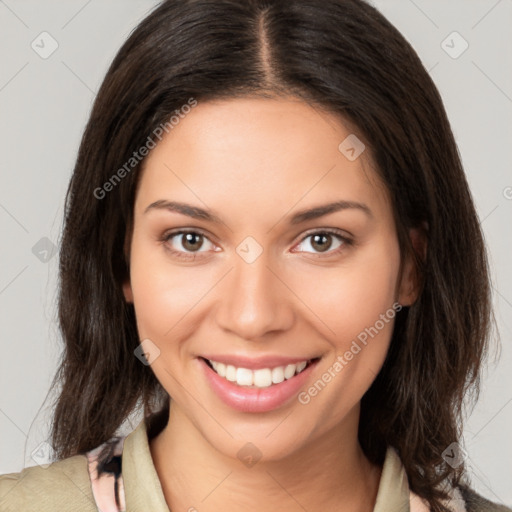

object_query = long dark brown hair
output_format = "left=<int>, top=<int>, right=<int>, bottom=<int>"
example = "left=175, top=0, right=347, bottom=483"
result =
left=49, top=1, right=493, bottom=510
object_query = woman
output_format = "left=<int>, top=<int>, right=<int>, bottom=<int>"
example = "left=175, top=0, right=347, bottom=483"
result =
left=1, top=0, right=509, bottom=511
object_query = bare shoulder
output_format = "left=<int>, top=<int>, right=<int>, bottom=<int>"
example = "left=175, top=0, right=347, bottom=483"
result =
left=0, top=455, right=96, bottom=512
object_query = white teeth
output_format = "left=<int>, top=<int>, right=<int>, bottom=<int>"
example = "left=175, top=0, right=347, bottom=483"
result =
left=236, top=368, right=253, bottom=386
left=253, top=368, right=272, bottom=388
left=216, top=362, right=226, bottom=378
left=296, top=361, right=307, bottom=373
left=284, top=364, right=297, bottom=379
left=225, top=365, right=237, bottom=382
left=271, top=366, right=285, bottom=384
left=207, top=359, right=310, bottom=388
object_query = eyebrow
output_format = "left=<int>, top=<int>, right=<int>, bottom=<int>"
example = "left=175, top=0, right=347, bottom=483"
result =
left=143, top=199, right=373, bottom=224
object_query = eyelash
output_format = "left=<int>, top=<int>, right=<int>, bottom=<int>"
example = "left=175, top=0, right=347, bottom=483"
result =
left=159, top=228, right=353, bottom=261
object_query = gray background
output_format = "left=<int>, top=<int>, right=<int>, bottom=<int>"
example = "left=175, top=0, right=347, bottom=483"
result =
left=1, top=0, right=511, bottom=505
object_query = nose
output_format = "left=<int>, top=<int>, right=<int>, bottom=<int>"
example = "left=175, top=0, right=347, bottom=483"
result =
left=215, top=249, right=295, bottom=341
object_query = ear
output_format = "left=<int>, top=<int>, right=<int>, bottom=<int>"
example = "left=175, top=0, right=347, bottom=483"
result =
left=398, top=224, right=427, bottom=307
left=123, top=279, right=134, bottom=303
left=122, top=229, right=134, bottom=303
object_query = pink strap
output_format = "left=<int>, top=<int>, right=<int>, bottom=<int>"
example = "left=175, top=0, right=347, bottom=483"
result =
left=85, top=436, right=127, bottom=512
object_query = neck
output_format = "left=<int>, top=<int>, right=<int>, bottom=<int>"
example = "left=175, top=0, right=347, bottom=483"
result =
left=149, top=403, right=382, bottom=512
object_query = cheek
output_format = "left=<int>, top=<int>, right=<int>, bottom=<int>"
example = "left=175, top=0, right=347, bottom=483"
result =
left=128, top=241, right=212, bottom=338
left=339, top=252, right=399, bottom=396
left=295, top=245, right=401, bottom=423
left=295, top=240, right=400, bottom=350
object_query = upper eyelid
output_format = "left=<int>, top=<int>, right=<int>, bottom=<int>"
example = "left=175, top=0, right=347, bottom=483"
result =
left=297, top=227, right=352, bottom=241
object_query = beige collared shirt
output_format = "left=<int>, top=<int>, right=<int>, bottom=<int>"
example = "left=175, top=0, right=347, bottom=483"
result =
left=124, top=417, right=413, bottom=512
left=0, top=416, right=428, bottom=512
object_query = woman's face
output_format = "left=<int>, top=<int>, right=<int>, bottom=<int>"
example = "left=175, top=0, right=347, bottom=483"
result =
left=123, top=97, right=418, bottom=461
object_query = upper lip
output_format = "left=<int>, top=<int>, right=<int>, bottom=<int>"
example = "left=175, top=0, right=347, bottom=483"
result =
left=200, top=354, right=320, bottom=370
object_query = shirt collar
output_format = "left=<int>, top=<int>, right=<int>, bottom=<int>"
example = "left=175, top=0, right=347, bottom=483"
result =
left=122, top=415, right=410, bottom=512
left=373, top=445, right=410, bottom=512
left=122, top=414, right=170, bottom=511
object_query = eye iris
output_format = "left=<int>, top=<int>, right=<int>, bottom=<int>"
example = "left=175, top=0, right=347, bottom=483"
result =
left=182, top=232, right=203, bottom=251
left=311, top=233, right=332, bottom=253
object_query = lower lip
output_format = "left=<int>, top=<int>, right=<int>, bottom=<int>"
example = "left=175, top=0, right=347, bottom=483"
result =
left=199, top=358, right=319, bottom=413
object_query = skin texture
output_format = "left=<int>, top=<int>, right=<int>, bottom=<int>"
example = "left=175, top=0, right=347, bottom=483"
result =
left=123, top=97, right=422, bottom=512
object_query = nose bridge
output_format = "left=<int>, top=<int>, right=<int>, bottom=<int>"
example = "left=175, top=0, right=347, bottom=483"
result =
left=216, top=246, right=292, bottom=340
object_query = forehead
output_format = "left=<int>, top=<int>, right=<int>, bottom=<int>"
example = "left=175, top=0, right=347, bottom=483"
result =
left=135, top=97, right=392, bottom=227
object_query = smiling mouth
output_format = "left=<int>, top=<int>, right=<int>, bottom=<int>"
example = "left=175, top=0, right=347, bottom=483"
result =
left=201, top=357, right=320, bottom=389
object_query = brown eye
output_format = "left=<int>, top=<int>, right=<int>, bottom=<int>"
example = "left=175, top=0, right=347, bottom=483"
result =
left=161, top=229, right=217, bottom=260
left=294, top=230, right=352, bottom=256
left=180, top=232, right=204, bottom=252
left=310, top=233, right=334, bottom=253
